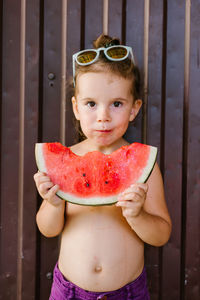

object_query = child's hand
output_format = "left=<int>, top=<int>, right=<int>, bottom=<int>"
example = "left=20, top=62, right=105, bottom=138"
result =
left=33, top=171, right=62, bottom=206
left=116, top=183, right=148, bottom=220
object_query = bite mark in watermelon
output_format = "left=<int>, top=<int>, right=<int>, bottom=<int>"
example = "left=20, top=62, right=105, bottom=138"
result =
left=35, top=142, right=157, bottom=206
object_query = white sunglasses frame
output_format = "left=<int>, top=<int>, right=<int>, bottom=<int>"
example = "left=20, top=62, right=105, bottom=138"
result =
left=72, top=45, right=135, bottom=86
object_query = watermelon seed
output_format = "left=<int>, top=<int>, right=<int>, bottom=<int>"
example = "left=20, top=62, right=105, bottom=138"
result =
left=105, top=181, right=109, bottom=184
left=82, top=173, right=86, bottom=177
left=84, top=179, right=90, bottom=187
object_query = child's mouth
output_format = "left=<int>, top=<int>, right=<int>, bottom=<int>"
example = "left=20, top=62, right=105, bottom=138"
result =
left=96, top=130, right=112, bottom=133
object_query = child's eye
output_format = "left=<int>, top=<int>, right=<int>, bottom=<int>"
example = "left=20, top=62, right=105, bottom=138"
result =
left=113, top=101, right=122, bottom=107
left=87, top=101, right=96, bottom=108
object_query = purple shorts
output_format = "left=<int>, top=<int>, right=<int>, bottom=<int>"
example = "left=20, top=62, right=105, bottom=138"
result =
left=49, top=263, right=150, bottom=300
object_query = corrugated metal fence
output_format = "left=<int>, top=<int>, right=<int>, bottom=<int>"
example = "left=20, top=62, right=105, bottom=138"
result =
left=0, top=0, right=199, bottom=299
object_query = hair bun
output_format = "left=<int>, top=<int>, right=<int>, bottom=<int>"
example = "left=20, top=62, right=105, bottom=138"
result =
left=93, top=34, right=120, bottom=49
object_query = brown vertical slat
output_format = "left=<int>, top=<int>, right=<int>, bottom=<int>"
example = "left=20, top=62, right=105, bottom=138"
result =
left=17, top=1, right=26, bottom=298
left=125, top=0, right=144, bottom=143
left=0, top=1, right=21, bottom=299
left=66, top=0, right=82, bottom=80
left=0, top=0, right=2, bottom=146
left=142, top=0, right=149, bottom=145
left=147, top=1, right=164, bottom=184
left=84, top=0, right=104, bottom=48
left=65, top=0, right=82, bottom=146
left=60, top=0, right=67, bottom=145
left=103, top=0, right=108, bottom=34
left=181, top=0, right=190, bottom=298
left=126, top=0, right=144, bottom=72
left=108, top=0, right=123, bottom=38
left=38, top=1, right=62, bottom=299
left=184, top=1, right=200, bottom=299
left=0, top=0, right=3, bottom=289
left=145, top=1, right=164, bottom=299
left=42, top=1, right=62, bottom=141
left=18, top=1, right=40, bottom=299
left=162, top=1, right=185, bottom=299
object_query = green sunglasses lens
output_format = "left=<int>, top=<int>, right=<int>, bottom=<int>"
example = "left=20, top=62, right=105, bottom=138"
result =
left=77, top=51, right=97, bottom=64
left=106, top=47, right=128, bottom=59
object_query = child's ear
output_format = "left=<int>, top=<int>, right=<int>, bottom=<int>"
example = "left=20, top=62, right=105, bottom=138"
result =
left=129, top=99, right=142, bottom=122
left=72, top=96, right=80, bottom=120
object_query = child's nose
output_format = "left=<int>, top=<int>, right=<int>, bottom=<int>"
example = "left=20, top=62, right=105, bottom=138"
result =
left=97, top=107, right=111, bottom=122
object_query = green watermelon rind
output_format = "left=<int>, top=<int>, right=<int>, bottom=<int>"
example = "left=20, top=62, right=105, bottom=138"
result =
left=35, top=143, right=157, bottom=206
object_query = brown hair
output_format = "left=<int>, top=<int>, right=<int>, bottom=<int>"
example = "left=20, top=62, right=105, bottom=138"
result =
left=74, top=34, right=141, bottom=101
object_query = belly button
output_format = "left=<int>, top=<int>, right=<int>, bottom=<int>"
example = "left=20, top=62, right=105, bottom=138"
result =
left=95, top=265, right=102, bottom=272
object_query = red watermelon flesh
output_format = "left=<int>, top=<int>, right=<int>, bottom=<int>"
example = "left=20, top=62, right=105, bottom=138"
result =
left=35, top=142, right=157, bottom=206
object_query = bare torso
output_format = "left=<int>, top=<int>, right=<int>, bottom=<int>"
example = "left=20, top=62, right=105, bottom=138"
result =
left=58, top=203, right=144, bottom=292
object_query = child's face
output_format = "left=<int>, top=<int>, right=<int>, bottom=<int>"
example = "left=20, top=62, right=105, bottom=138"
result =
left=72, top=72, right=142, bottom=148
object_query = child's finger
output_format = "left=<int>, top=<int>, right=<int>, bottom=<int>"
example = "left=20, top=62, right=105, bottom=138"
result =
left=37, top=176, right=51, bottom=185
left=33, top=172, right=40, bottom=181
left=33, top=171, right=47, bottom=179
left=37, top=170, right=46, bottom=175
left=34, top=173, right=51, bottom=186
left=135, top=183, right=148, bottom=193
left=118, top=192, right=141, bottom=202
left=39, top=181, right=54, bottom=194
left=116, top=200, right=130, bottom=207
left=116, top=200, right=141, bottom=208
left=119, top=183, right=148, bottom=198
left=45, top=184, right=60, bottom=200
left=118, top=187, right=146, bottom=200
left=33, top=172, right=44, bottom=182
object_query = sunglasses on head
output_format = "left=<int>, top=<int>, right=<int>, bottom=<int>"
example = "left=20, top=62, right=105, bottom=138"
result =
left=72, top=45, right=135, bottom=86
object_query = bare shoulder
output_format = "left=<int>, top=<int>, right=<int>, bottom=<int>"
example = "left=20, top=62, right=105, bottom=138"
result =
left=147, top=162, right=163, bottom=187
left=144, top=163, right=172, bottom=225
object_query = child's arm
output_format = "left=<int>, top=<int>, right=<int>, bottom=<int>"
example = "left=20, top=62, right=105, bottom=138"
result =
left=116, top=163, right=172, bottom=246
left=34, top=172, right=65, bottom=237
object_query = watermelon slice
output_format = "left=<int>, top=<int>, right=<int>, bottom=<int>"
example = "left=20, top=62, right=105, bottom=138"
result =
left=35, top=142, right=157, bottom=206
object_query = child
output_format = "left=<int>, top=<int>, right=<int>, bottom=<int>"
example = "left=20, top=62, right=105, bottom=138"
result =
left=34, top=34, right=172, bottom=300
